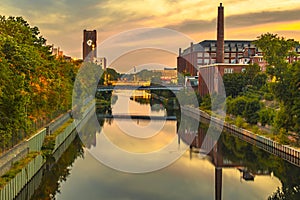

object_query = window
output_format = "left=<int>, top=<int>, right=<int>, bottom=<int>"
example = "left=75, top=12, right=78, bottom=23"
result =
left=231, top=47, right=237, bottom=52
left=224, top=68, right=234, bottom=74
left=197, top=59, right=203, bottom=64
left=204, top=59, right=210, bottom=64
left=210, top=53, right=216, bottom=57
left=224, top=53, right=230, bottom=58
left=197, top=52, right=203, bottom=57
left=204, top=53, right=210, bottom=57
left=204, top=47, right=210, bottom=51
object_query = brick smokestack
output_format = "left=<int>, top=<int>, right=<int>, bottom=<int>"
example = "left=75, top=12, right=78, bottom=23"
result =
left=216, top=3, right=224, bottom=63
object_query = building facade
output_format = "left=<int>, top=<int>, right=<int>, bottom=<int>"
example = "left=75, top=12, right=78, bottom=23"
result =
left=83, top=30, right=97, bottom=61
left=94, top=57, right=107, bottom=69
left=198, top=63, right=248, bottom=96
left=178, top=40, right=259, bottom=69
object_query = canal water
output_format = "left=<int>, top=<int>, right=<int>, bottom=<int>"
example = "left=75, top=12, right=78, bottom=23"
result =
left=25, top=90, right=300, bottom=200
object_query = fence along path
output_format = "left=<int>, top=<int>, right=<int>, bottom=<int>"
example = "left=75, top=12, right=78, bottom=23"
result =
left=0, top=99, right=94, bottom=200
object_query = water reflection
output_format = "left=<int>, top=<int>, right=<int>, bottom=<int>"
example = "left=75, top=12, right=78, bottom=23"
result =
left=15, top=135, right=84, bottom=200
left=21, top=90, right=300, bottom=200
left=179, top=121, right=300, bottom=200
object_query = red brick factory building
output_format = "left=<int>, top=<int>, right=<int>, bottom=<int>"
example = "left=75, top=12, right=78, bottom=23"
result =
left=177, top=3, right=300, bottom=96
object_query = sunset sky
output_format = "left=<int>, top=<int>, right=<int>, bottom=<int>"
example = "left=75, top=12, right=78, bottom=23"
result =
left=1, top=0, right=300, bottom=67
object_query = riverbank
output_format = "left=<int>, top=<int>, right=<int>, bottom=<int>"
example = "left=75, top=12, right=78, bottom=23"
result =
left=0, top=111, right=72, bottom=177
left=0, top=101, right=94, bottom=200
left=182, top=105, right=300, bottom=166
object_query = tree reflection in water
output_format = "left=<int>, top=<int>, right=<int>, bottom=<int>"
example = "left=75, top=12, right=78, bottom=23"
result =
left=30, top=136, right=84, bottom=200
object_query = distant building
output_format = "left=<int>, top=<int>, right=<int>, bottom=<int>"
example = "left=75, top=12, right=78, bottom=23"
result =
left=51, top=46, right=64, bottom=58
left=51, top=45, right=72, bottom=62
left=52, top=47, right=59, bottom=56
left=152, top=67, right=177, bottom=84
left=83, top=30, right=97, bottom=61
left=94, top=57, right=107, bottom=69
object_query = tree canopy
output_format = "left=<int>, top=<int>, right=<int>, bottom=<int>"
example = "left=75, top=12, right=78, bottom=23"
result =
left=0, top=16, right=78, bottom=150
left=255, top=33, right=300, bottom=133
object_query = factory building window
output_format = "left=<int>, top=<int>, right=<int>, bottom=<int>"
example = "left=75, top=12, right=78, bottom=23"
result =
left=197, top=52, right=203, bottom=57
left=197, top=59, right=203, bottom=64
left=224, top=68, right=234, bottom=74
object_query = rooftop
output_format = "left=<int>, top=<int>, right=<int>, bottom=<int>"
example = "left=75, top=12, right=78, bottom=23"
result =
left=181, top=39, right=255, bottom=56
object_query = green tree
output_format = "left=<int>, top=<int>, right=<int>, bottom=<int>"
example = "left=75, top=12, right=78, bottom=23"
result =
left=254, top=33, right=300, bottom=135
left=223, top=73, right=247, bottom=97
left=244, top=64, right=260, bottom=83
left=243, top=99, right=261, bottom=124
left=227, top=96, right=247, bottom=116
left=254, top=33, right=298, bottom=73
left=0, top=16, right=79, bottom=149
left=258, top=108, right=275, bottom=126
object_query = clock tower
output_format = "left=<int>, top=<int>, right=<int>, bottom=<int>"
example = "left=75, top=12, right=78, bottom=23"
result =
left=83, top=29, right=97, bottom=61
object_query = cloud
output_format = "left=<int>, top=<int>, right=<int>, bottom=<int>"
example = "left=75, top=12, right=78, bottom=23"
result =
left=164, top=8, right=300, bottom=36
left=97, top=27, right=194, bottom=69
left=226, top=8, right=300, bottom=28
left=165, top=20, right=216, bottom=34
left=1, top=0, right=300, bottom=58
left=110, top=50, right=176, bottom=73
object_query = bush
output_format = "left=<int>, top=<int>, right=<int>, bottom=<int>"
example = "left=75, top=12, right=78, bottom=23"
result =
left=264, top=93, right=274, bottom=101
left=235, top=116, right=244, bottom=128
left=259, top=108, right=275, bottom=126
